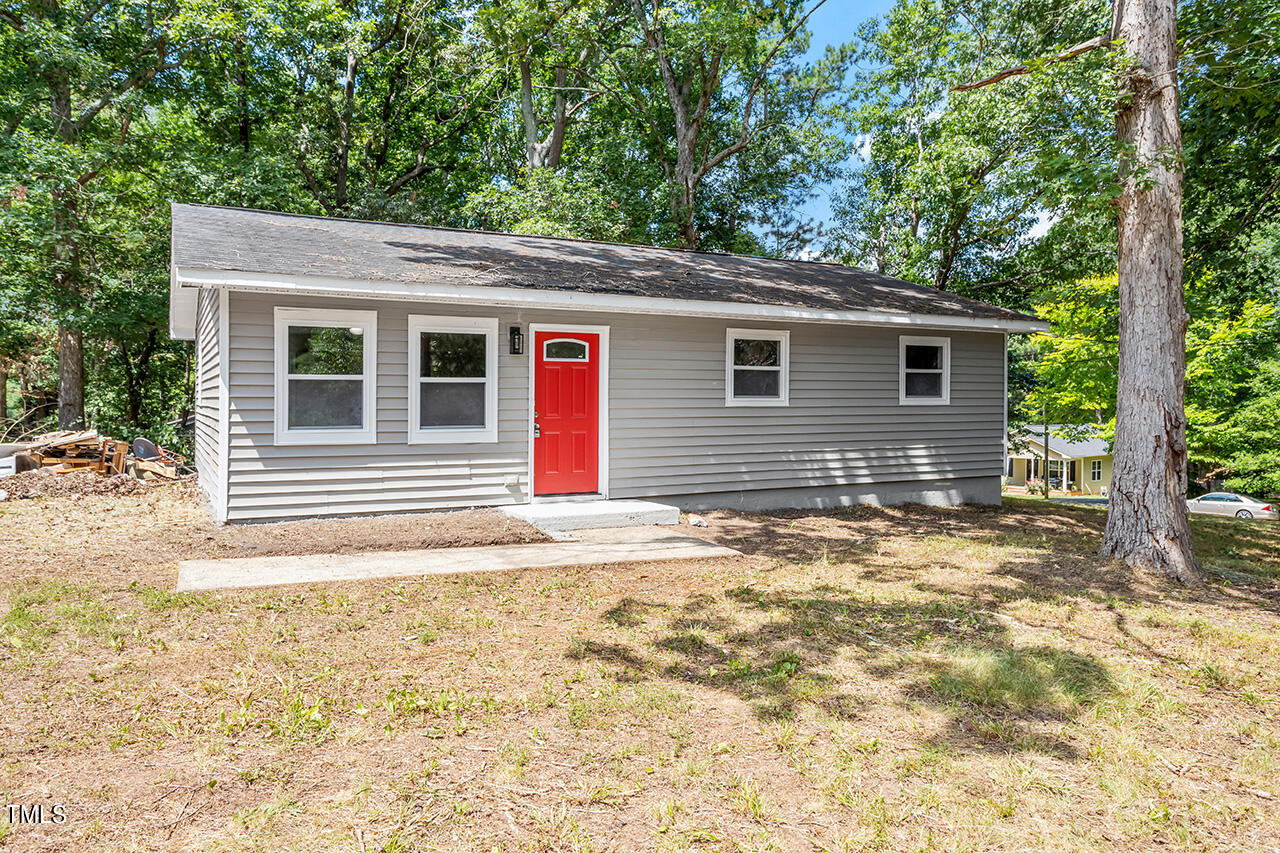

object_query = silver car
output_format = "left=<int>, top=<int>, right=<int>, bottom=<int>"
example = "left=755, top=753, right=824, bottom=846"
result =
left=1187, top=492, right=1278, bottom=520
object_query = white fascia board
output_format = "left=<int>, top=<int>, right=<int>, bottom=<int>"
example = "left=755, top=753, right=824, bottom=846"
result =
left=170, top=266, right=198, bottom=340
left=173, top=267, right=1051, bottom=334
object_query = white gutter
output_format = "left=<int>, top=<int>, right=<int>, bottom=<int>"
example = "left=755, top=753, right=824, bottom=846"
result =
left=171, top=267, right=1050, bottom=335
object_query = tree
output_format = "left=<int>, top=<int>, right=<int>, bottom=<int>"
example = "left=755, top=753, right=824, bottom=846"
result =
left=1097, top=0, right=1198, bottom=581
left=1022, top=273, right=1273, bottom=461
left=833, top=0, right=1116, bottom=295
left=0, top=0, right=193, bottom=429
left=603, top=0, right=846, bottom=248
left=462, top=168, right=627, bottom=240
left=953, top=0, right=1203, bottom=582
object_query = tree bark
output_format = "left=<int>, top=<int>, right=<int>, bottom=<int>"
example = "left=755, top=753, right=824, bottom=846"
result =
left=57, top=325, right=84, bottom=430
left=1100, top=0, right=1202, bottom=583
left=519, top=59, right=573, bottom=171
left=47, top=33, right=86, bottom=431
left=0, top=363, right=8, bottom=421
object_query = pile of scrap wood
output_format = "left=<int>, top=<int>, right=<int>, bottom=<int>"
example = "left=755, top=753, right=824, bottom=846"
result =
left=17, top=430, right=186, bottom=480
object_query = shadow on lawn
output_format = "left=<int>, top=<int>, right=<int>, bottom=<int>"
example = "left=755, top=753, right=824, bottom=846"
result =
left=576, top=581, right=1114, bottom=758
left=704, top=500, right=1280, bottom=613
left=578, top=502, right=1279, bottom=756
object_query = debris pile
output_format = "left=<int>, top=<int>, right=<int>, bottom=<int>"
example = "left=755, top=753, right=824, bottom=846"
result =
left=0, top=468, right=146, bottom=499
left=0, top=431, right=192, bottom=500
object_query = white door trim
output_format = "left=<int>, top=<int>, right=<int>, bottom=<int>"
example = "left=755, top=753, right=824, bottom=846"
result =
left=527, top=323, right=610, bottom=502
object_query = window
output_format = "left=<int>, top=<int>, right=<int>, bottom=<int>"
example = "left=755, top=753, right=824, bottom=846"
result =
left=899, top=336, right=950, bottom=404
left=1091, top=460, right=1102, bottom=481
left=725, top=328, right=789, bottom=406
left=543, top=338, right=588, bottom=361
left=274, top=307, right=377, bottom=445
left=408, top=315, right=498, bottom=443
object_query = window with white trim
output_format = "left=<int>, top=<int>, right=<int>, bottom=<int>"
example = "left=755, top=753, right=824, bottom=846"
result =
left=725, top=328, right=789, bottom=406
left=274, top=307, right=377, bottom=445
left=1091, top=459, right=1102, bottom=481
left=899, top=335, right=950, bottom=404
left=543, top=338, right=589, bottom=360
left=408, top=315, right=498, bottom=443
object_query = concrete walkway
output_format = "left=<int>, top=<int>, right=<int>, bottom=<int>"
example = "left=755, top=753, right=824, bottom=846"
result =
left=175, top=526, right=740, bottom=592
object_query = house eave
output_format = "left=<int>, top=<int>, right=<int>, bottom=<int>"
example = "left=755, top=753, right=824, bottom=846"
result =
left=170, top=267, right=1050, bottom=335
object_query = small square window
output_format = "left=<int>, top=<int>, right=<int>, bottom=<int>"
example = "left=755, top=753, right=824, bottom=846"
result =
left=899, top=336, right=950, bottom=405
left=1091, top=460, right=1102, bottom=481
left=725, top=329, right=789, bottom=406
left=274, top=308, right=378, bottom=445
left=409, top=316, right=498, bottom=443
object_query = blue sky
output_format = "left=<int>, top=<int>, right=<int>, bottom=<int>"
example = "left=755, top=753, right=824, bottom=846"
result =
left=791, top=0, right=898, bottom=246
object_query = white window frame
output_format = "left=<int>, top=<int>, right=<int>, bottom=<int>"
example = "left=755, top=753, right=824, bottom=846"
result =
left=274, top=307, right=378, bottom=446
left=899, top=335, right=951, bottom=405
left=541, top=337, right=590, bottom=362
left=1091, top=459, right=1102, bottom=481
left=725, top=328, right=790, bottom=407
left=408, top=315, right=498, bottom=444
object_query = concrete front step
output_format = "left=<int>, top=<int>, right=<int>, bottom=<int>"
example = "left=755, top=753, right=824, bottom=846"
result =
left=502, top=499, right=679, bottom=532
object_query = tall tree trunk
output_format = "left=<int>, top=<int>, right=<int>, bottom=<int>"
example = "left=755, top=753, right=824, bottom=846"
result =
left=671, top=176, right=697, bottom=249
left=235, top=36, right=251, bottom=154
left=58, top=326, right=85, bottom=430
left=335, top=49, right=358, bottom=211
left=47, top=44, right=86, bottom=431
left=0, top=362, right=8, bottom=421
left=1100, top=0, right=1202, bottom=583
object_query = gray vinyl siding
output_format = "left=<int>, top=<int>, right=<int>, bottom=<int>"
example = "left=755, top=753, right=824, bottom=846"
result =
left=223, top=291, right=1005, bottom=521
left=193, top=287, right=222, bottom=513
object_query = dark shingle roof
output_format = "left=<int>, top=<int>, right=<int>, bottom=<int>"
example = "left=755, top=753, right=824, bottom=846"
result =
left=171, top=204, right=1043, bottom=327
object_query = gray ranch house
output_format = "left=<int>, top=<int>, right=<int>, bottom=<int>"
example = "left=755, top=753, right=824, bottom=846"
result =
left=169, top=204, right=1047, bottom=523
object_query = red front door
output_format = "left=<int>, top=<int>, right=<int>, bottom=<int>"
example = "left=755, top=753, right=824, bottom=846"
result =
left=533, top=330, right=600, bottom=495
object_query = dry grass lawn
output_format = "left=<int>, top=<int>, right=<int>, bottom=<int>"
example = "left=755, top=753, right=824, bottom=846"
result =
left=1, top=486, right=1279, bottom=852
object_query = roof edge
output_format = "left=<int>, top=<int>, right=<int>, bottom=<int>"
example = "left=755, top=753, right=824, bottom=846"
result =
left=173, top=266, right=1051, bottom=334
left=170, top=203, right=1044, bottom=324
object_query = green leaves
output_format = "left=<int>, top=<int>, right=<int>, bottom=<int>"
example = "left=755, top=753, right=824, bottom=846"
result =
left=1021, top=271, right=1279, bottom=491
left=830, top=0, right=1116, bottom=294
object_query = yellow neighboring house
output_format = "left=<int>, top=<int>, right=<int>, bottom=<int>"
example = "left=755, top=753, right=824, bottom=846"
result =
left=1005, top=427, right=1113, bottom=496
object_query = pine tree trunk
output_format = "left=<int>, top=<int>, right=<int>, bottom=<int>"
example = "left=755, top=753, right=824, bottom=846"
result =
left=1100, top=0, right=1203, bottom=583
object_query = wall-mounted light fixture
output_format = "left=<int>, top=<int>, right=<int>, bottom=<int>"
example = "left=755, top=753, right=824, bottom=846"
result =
left=509, top=325, right=524, bottom=355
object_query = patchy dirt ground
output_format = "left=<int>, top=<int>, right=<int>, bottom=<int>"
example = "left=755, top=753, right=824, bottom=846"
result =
left=0, top=489, right=1278, bottom=851
left=0, top=484, right=548, bottom=588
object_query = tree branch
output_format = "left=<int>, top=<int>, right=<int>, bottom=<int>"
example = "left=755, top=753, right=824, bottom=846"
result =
left=951, top=34, right=1111, bottom=93
left=74, top=41, right=179, bottom=133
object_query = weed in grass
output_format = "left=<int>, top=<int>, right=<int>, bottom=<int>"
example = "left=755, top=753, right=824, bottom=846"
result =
left=653, top=797, right=685, bottom=830
left=732, top=777, right=772, bottom=824
left=270, top=692, right=332, bottom=743
left=1193, top=662, right=1238, bottom=691
left=382, top=684, right=493, bottom=738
